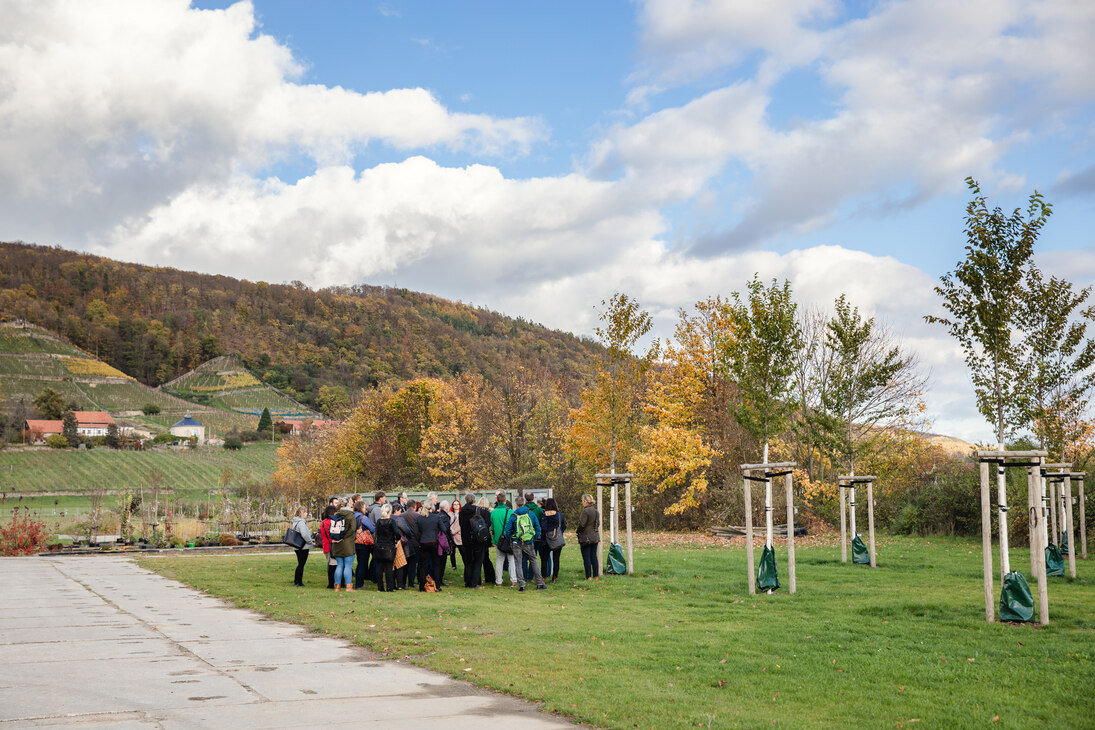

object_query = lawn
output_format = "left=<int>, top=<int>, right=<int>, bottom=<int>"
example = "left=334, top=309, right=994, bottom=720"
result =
left=139, top=534, right=1095, bottom=729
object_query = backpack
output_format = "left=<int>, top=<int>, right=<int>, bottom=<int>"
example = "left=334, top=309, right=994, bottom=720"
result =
left=328, top=514, right=346, bottom=541
left=515, top=511, right=535, bottom=543
left=470, top=511, right=491, bottom=545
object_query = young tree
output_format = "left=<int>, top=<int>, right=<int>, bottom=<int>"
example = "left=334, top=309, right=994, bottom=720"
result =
left=925, top=177, right=1051, bottom=447
left=34, top=387, right=65, bottom=419
left=256, top=407, right=272, bottom=433
left=818, top=295, right=924, bottom=474
left=105, top=423, right=120, bottom=449
left=720, top=275, right=802, bottom=461
left=569, top=293, right=658, bottom=474
left=719, top=274, right=802, bottom=580
left=926, top=176, right=1052, bottom=578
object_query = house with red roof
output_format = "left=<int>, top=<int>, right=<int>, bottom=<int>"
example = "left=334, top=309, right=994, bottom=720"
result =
left=24, top=411, right=116, bottom=443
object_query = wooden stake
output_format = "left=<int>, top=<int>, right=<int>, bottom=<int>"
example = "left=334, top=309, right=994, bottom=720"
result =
left=980, top=460, right=994, bottom=623
left=597, top=484, right=603, bottom=573
left=867, top=480, right=877, bottom=568
left=1080, top=476, right=1087, bottom=560
left=1035, top=457, right=1050, bottom=626
left=625, top=479, right=633, bottom=576
left=1065, top=476, right=1077, bottom=579
left=744, top=471, right=755, bottom=595
left=839, top=484, right=847, bottom=564
left=785, top=471, right=796, bottom=594
left=1024, top=470, right=1033, bottom=577
left=1049, top=478, right=1059, bottom=547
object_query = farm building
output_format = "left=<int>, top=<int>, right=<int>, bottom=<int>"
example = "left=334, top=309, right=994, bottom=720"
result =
left=23, top=411, right=115, bottom=443
left=169, top=414, right=205, bottom=442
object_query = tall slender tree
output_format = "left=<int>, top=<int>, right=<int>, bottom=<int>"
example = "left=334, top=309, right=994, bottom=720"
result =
left=925, top=177, right=1051, bottom=447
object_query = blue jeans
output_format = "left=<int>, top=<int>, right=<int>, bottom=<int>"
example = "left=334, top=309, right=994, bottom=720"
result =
left=335, top=555, right=354, bottom=587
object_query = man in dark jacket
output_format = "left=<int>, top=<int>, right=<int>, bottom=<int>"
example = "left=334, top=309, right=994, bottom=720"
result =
left=458, top=494, right=487, bottom=588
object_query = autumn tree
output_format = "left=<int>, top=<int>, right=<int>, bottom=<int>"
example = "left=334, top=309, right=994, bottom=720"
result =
left=631, top=298, right=734, bottom=520
left=316, top=384, right=351, bottom=418
left=569, top=293, right=658, bottom=474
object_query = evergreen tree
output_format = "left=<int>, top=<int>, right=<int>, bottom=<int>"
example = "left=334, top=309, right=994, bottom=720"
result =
left=257, top=407, right=272, bottom=433
left=62, top=409, right=79, bottom=447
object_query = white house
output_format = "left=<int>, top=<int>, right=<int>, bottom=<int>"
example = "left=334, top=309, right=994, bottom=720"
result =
left=169, top=414, right=205, bottom=442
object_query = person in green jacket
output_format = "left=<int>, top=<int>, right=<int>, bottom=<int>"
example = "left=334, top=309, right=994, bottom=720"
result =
left=330, top=506, right=357, bottom=592
left=490, top=491, right=516, bottom=586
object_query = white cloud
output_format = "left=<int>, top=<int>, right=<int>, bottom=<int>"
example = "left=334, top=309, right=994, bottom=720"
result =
left=0, top=0, right=543, bottom=244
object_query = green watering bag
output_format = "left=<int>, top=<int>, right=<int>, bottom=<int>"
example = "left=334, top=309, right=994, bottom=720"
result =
left=851, top=534, right=870, bottom=565
left=999, top=571, right=1034, bottom=622
left=605, top=542, right=627, bottom=574
left=1045, top=544, right=1065, bottom=577
left=757, top=544, right=780, bottom=591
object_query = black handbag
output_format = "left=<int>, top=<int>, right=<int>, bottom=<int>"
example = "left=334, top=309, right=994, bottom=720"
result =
left=283, top=526, right=306, bottom=549
left=497, top=533, right=513, bottom=554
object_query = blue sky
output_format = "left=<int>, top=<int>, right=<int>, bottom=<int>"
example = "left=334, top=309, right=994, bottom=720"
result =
left=3, top=0, right=1095, bottom=442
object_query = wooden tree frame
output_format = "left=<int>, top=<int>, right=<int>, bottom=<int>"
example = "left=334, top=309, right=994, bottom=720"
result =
left=838, top=475, right=877, bottom=568
left=977, top=450, right=1049, bottom=625
left=739, top=461, right=797, bottom=595
left=1074, top=472, right=1088, bottom=560
left=594, top=473, right=633, bottom=575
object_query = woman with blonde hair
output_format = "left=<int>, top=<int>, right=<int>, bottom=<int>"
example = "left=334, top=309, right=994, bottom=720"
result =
left=576, top=494, right=600, bottom=580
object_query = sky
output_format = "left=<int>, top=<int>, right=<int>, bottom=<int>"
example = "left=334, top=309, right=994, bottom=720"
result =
left=3, top=0, right=1095, bottom=443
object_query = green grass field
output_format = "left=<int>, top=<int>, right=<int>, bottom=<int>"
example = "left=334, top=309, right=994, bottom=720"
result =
left=139, top=535, right=1095, bottom=729
left=0, top=443, right=279, bottom=493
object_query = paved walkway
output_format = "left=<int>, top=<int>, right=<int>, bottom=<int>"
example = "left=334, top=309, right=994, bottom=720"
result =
left=0, top=557, right=576, bottom=729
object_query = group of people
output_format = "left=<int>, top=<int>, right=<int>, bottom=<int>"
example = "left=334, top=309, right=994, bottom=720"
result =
left=287, top=490, right=603, bottom=593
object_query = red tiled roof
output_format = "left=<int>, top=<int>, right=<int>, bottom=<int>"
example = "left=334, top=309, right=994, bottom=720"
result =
left=25, top=419, right=62, bottom=433
left=73, top=411, right=115, bottom=426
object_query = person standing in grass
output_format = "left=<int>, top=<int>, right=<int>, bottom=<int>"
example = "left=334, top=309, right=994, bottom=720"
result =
left=414, top=502, right=450, bottom=591
left=577, top=494, right=600, bottom=580
left=447, top=499, right=463, bottom=575
left=373, top=503, right=397, bottom=592
left=319, top=505, right=338, bottom=589
left=491, top=491, right=516, bottom=587
left=506, top=495, right=546, bottom=591
left=391, top=502, right=413, bottom=590
left=403, top=501, right=421, bottom=588
left=352, top=499, right=376, bottom=590
left=330, top=503, right=357, bottom=592
left=290, top=506, right=314, bottom=587
left=540, top=497, right=566, bottom=583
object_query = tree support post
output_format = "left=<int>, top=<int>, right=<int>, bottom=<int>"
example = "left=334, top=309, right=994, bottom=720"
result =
left=839, top=484, right=847, bottom=563
left=1065, top=475, right=1077, bottom=579
left=1049, top=476, right=1059, bottom=546
left=743, top=470, right=755, bottom=595
left=784, top=471, right=796, bottom=594
left=1078, top=473, right=1087, bottom=560
left=1036, top=456, right=1050, bottom=626
left=980, top=459, right=994, bottom=622
left=596, top=484, right=603, bottom=572
left=867, top=480, right=877, bottom=568
left=625, top=479, right=633, bottom=575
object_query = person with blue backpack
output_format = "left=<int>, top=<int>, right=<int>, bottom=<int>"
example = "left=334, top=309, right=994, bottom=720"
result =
left=504, top=495, right=547, bottom=591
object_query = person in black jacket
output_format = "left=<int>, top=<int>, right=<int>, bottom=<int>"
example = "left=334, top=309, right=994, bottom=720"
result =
left=391, top=503, right=413, bottom=590
left=458, top=494, right=489, bottom=588
left=373, top=504, right=397, bottom=592
left=413, top=504, right=453, bottom=591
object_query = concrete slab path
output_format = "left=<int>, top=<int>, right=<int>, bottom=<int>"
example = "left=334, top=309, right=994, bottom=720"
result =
left=0, top=557, right=577, bottom=729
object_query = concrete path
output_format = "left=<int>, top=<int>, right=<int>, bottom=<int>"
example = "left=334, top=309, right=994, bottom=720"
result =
left=0, top=557, right=576, bottom=729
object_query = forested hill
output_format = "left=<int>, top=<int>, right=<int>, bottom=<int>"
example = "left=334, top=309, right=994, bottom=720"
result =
left=0, top=242, right=600, bottom=407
